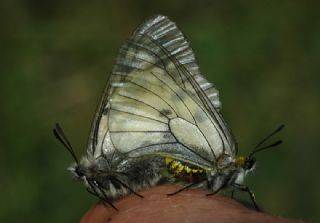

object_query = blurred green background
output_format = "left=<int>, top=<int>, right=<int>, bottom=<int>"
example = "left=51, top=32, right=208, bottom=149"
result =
left=1, top=0, right=319, bottom=222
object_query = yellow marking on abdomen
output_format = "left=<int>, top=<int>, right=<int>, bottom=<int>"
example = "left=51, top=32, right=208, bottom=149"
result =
left=165, top=157, right=204, bottom=176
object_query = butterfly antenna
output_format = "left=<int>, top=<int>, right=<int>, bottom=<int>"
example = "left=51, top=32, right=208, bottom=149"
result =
left=249, top=140, right=283, bottom=158
left=252, top=124, right=284, bottom=151
left=53, top=123, right=79, bottom=164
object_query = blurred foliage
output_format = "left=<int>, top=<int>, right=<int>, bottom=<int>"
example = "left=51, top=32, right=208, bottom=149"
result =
left=0, top=0, right=319, bottom=222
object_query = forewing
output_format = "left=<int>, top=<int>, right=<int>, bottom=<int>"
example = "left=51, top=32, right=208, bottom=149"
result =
left=133, top=15, right=222, bottom=109
left=87, top=15, right=236, bottom=165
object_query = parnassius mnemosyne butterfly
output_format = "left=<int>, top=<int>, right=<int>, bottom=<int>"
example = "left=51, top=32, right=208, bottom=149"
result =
left=54, top=15, right=284, bottom=210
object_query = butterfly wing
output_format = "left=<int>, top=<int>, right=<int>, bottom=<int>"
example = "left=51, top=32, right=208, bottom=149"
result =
left=87, top=15, right=236, bottom=167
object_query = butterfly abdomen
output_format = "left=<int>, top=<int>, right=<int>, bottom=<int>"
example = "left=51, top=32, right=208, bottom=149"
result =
left=165, top=157, right=206, bottom=183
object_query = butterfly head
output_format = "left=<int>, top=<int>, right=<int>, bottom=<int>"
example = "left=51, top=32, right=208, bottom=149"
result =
left=53, top=124, right=112, bottom=203
left=236, top=156, right=256, bottom=173
left=74, top=164, right=85, bottom=177
left=68, top=157, right=92, bottom=180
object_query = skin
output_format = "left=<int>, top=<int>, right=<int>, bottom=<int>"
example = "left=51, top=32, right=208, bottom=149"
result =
left=80, top=185, right=306, bottom=223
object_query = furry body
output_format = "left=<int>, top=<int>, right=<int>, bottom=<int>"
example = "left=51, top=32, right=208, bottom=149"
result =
left=70, top=154, right=165, bottom=200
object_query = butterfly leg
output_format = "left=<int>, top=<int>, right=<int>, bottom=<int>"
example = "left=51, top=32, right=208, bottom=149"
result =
left=111, top=177, right=144, bottom=198
left=206, top=176, right=231, bottom=196
left=167, top=182, right=200, bottom=196
left=98, top=187, right=119, bottom=211
left=231, top=189, right=235, bottom=198
left=88, top=181, right=119, bottom=211
left=206, top=184, right=225, bottom=196
left=233, top=183, right=260, bottom=211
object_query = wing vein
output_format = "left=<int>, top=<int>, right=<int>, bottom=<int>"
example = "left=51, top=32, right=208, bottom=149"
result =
left=116, top=94, right=171, bottom=119
left=150, top=71, right=217, bottom=159
left=125, top=80, right=179, bottom=117
left=109, top=107, right=168, bottom=124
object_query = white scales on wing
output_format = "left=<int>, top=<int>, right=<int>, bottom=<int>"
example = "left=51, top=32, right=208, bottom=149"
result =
left=88, top=15, right=236, bottom=167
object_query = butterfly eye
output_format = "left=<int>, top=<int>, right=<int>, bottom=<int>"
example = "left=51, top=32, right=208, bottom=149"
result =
left=244, top=157, right=256, bottom=170
left=75, top=166, right=84, bottom=177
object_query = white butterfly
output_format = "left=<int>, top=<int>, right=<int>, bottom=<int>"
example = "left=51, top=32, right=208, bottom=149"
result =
left=54, top=15, right=283, bottom=210
left=90, top=15, right=235, bottom=169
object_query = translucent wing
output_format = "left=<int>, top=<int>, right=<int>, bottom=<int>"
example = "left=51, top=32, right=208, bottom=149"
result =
left=87, top=15, right=236, bottom=167
left=133, top=15, right=222, bottom=110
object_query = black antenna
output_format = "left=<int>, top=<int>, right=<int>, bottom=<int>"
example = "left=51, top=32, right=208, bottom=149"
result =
left=252, top=124, right=285, bottom=151
left=53, top=123, right=79, bottom=164
left=249, top=140, right=283, bottom=158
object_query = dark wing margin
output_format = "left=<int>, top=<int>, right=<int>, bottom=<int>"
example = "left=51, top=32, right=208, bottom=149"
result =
left=87, top=15, right=236, bottom=155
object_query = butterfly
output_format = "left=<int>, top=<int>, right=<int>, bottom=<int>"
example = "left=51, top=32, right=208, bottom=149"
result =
left=54, top=15, right=283, bottom=210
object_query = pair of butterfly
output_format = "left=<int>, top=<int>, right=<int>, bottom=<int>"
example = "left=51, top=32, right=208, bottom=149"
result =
left=53, top=15, right=284, bottom=211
